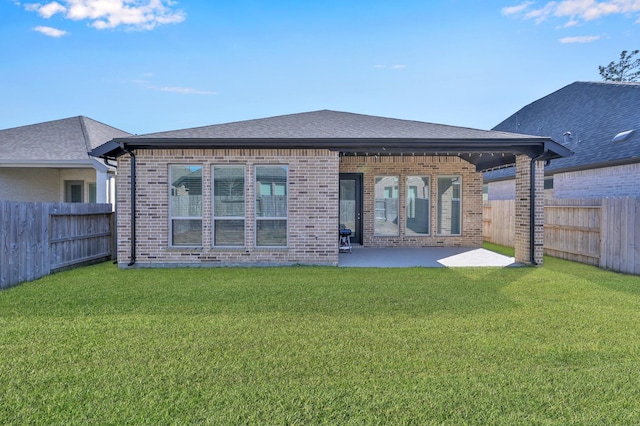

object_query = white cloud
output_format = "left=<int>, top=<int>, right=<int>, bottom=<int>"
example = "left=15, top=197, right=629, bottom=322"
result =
left=559, top=35, right=602, bottom=42
left=374, top=64, right=406, bottom=69
left=33, top=25, right=68, bottom=36
left=157, top=86, right=217, bottom=95
left=502, top=0, right=640, bottom=25
left=141, top=84, right=216, bottom=95
left=23, top=0, right=185, bottom=31
left=501, top=1, right=534, bottom=16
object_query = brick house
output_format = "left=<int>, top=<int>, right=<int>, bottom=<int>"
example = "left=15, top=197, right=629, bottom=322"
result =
left=0, top=116, right=131, bottom=204
left=485, top=81, right=640, bottom=200
left=89, top=110, right=570, bottom=267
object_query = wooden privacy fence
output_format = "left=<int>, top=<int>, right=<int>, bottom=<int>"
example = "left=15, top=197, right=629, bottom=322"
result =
left=483, top=198, right=640, bottom=275
left=0, top=201, right=114, bottom=290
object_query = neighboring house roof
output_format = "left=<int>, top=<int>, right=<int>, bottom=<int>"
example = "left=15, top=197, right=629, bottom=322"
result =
left=0, top=116, right=131, bottom=167
left=90, top=110, right=571, bottom=172
left=485, top=81, right=640, bottom=181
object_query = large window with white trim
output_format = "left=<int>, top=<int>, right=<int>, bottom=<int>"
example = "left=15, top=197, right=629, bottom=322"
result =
left=437, top=175, right=461, bottom=235
left=170, top=165, right=202, bottom=246
left=213, top=165, right=245, bottom=246
left=374, top=176, right=399, bottom=236
left=255, top=165, right=288, bottom=246
left=406, top=176, right=430, bottom=235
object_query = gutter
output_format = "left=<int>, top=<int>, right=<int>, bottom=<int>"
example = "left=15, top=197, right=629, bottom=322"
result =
left=123, top=147, right=136, bottom=267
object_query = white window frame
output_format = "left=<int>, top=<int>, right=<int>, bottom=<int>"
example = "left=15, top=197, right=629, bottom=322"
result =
left=169, top=164, right=203, bottom=247
left=405, top=176, right=430, bottom=236
left=255, top=165, right=288, bottom=247
left=212, top=165, right=246, bottom=247
left=436, top=175, right=462, bottom=236
left=374, top=176, right=399, bottom=236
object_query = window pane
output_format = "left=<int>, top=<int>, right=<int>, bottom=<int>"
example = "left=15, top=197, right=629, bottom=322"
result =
left=256, top=165, right=287, bottom=218
left=256, top=220, right=287, bottom=246
left=214, top=166, right=245, bottom=217
left=172, top=219, right=202, bottom=246
left=437, top=176, right=461, bottom=235
left=171, top=165, right=202, bottom=217
left=214, top=220, right=245, bottom=246
left=89, top=183, right=97, bottom=203
left=374, top=176, right=399, bottom=235
left=406, top=176, right=429, bottom=235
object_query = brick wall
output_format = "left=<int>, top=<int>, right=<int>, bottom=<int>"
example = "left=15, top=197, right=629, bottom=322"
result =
left=514, top=155, right=544, bottom=265
left=487, top=179, right=515, bottom=201
left=339, top=155, right=483, bottom=248
left=116, top=149, right=340, bottom=267
left=554, top=163, right=640, bottom=198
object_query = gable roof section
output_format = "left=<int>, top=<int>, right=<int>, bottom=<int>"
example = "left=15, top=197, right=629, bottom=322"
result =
left=0, top=116, right=131, bottom=166
left=90, top=110, right=570, bottom=172
left=486, top=81, right=640, bottom=180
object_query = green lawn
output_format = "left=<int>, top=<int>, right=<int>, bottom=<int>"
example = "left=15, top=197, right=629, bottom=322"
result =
left=1, top=252, right=640, bottom=425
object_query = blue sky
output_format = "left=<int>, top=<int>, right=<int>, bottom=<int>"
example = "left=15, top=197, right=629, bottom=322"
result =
left=1, top=0, right=639, bottom=134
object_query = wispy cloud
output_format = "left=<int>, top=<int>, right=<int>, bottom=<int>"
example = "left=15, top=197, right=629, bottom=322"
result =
left=374, top=64, right=406, bottom=69
left=501, top=1, right=534, bottom=16
left=156, top=86, right=217, bottom=95
left=22, top=0, right=185, bottom=31
left=560, top=35, right=602, bottom=43
left=502, top=0, right=640, bottom=25
left=33, top=25, right=68, bottom=37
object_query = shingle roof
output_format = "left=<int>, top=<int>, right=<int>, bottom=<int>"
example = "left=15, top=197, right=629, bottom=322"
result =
left=0, top=116, right=131, bottom=163
left=136, top=109, right=540, bottom=140
left=485, top=81, right=640, bottom=180
left=91, top=110, right=571, bottom=171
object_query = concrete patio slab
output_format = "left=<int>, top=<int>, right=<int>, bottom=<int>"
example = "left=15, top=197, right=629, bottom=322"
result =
left=338, top=247, right=518, bottom=268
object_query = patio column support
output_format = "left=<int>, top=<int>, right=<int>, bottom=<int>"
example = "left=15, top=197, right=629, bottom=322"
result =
left=514, top=154, right=545, bottom=265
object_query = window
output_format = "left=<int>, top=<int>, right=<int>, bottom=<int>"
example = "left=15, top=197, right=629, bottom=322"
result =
left=65, top=180, right=84, bottom=203
left=88, top=183, right=97, bottom=203
left=255, top=165, right=288, bottom=246
left=544, top=177, right=554, bottom=190
left=170, top=165, right=202, bottom=246
left=213, top=165, right=245, bottom=246
left=374, top=176, right=399, bottom=235
left=406, top=176, right=429, bottom=235
left=437, top=176, right=461, bottom=235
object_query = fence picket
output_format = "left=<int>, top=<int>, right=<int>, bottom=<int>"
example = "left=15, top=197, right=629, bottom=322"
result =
left=0, top=201, right=114, bottom=289
left=484, top=197, right=639, bottom=275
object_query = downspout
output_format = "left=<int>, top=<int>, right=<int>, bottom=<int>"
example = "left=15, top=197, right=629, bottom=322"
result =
left=123, top=147, right=137, bottom=266
left=529, top=150, right=548, bottom=266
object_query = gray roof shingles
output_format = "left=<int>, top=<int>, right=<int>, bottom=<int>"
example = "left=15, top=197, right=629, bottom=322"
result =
left=0, top=116, right=131, bottom=163
left=485, top=81, right=640, bottom=180
left=134, top=109, right=540, bottom=140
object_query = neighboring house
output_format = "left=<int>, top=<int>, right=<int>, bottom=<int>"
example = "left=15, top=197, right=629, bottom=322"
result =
left=0, top=116, right=131, bottom=204
left=89, top=110, right=570, bottom=267
left=484, top=81, right=640, bottom=200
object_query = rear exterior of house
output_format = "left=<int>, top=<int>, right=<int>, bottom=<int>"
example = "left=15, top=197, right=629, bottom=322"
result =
left=92, top=110, right=570, bottom=267
left=115, top=149, right=483, bottom=267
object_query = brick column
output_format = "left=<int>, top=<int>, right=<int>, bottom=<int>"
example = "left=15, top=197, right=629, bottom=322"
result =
left=514, top=155, right=544, bottom=265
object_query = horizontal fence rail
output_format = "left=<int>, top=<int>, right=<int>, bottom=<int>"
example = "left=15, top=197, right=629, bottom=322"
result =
left=0, top=201, right=114, bottom=289
left=483, top=198, right=640, bottom=275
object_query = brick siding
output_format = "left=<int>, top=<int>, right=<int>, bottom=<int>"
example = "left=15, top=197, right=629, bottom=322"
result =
left=554, top=163, right=640, bottom=198
left=514, top=155, right=544, bottom=265
left=116, top=149, right=340, bottom=267
left=340, top=155, right=483, bottom=248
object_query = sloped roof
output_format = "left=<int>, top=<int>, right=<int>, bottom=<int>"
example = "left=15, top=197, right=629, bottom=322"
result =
left=486, top=81, right=640, bottom=180
left=137, top=109, right=541, bottom=140
left=0, top=116, right=131, bottom=164
left=91, top=110, right=570, bottom=172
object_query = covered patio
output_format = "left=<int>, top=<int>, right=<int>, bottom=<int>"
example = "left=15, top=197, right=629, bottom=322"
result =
left=339, top=246, right=518, bottom=268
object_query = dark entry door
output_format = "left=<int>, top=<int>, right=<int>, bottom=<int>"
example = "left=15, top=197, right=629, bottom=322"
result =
left=339, top=173, right=363, bottom=245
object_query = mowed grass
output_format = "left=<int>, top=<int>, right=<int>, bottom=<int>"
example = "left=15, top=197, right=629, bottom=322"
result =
left=1, top=252, right=640, bottom=425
